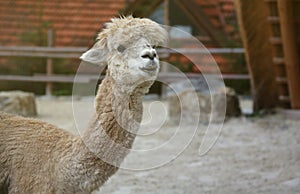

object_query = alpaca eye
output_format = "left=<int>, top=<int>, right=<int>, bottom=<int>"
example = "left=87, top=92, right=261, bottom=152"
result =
left=117, top=45, right=126, bottom=53
left=152, top=45, right=157, bottom=49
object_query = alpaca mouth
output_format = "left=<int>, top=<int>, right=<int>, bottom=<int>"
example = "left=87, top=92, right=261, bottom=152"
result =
left=139, top=65, right=157, bottom=72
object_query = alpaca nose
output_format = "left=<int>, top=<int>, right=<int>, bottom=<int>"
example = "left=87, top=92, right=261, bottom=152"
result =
left=141, top=49, right=157, bottom=60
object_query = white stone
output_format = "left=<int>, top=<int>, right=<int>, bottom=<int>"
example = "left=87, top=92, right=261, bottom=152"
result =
left=167, top=79, right=241, bottom=124
left=0, top=91, right=37, bottom=116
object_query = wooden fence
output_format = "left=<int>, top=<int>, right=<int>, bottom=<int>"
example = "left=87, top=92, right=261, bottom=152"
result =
left=0, top=45, right=247, bottom=95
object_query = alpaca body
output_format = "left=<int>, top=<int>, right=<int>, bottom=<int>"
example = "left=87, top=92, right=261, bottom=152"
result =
left=0, top=114, right=118, bottom=194
left=0, top=75, right=144, bottom=193
left=0, top=16, right=167, bottom=193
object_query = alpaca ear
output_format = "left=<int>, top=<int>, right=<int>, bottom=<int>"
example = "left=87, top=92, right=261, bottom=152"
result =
left=80, top=48, right=108, bottom=65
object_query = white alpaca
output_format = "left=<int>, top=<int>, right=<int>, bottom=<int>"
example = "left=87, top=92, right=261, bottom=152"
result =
left=0, top=16, right=167, bottom=194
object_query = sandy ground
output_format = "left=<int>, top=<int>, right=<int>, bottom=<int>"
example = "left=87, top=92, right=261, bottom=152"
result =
left=36, top=97, right=300, bottom=194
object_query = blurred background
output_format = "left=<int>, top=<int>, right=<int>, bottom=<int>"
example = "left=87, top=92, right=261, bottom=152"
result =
left=0, top=0, right=299, bottom=113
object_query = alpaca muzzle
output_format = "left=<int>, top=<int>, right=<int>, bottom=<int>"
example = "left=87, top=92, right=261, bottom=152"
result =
left=139, top=62, right=158, bottom=72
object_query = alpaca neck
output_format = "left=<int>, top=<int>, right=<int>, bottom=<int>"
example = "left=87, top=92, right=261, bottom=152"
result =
left=81, top=75, right=147, bottom=166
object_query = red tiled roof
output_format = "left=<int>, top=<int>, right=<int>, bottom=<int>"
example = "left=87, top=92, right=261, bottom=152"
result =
left=169, top=0, right=240, bottom=73
left=195, top=0, right=239, bottom=40
left=195, top=0, right=241, bottom=73
left=0, top=0, right=126, bottom=47
left=0, top=0, right=240, bottom=74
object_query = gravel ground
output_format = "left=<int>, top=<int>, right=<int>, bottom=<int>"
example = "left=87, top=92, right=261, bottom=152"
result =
left=36, top=97, right=300, bottom=194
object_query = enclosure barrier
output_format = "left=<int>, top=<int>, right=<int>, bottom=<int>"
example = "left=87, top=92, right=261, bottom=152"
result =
left=0, top=46, right=247, bottom=95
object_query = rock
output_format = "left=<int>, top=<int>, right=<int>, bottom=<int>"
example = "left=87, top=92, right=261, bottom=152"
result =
left=0, top=91, right=37, bottom=117
left=197, top=87, right=242, bottom=123
left=224, top=87, right=242, bottom=117
left=166, top=75, right=223, bottom=96
left=167, top=78, right=241, bottom=124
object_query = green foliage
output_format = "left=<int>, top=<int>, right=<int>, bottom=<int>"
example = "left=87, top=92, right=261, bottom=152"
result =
left=217, top=52, right=250, bottom=94
left=52, top=83, right=73, bottom=96
left=19, top=21, right=52, bottom=46
left=224, top=79, right=250, bottom=95
left=6, top=57, right=46, bottom=75
left=230, top=54, right=248, bottom=74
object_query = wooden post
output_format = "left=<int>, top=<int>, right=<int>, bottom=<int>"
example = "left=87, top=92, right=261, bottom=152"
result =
left=161, top=0, right=169, bottom=99
left=164, top=0, right=170, bottom=26
left=46, top=29, right=54, bottom=96
left=277, top=0, right=300, bottom=109
left=235, top=0, right=278, bottom=111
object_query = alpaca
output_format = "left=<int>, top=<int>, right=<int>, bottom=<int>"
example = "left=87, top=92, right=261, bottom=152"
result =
left=0, top=16, right=167, bottom=194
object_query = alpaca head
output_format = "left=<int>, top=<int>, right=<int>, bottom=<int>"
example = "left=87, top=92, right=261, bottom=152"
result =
left=80, top=16, right=168, bottom=93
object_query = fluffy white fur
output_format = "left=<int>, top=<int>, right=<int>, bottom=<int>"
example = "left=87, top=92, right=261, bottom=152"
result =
left=0, top=16, right=167, bottom=194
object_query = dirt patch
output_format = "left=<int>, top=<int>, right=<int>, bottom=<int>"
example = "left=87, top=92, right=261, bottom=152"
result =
left=36, top=97, right=300, bottom=194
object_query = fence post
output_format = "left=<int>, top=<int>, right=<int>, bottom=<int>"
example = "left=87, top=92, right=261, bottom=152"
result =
left=235, top=0, right=278, bottom=111
left=278, top=0, right=300, bottom=109
left=161, top=0, right=170, bottom=99
left=46, top=29, right=54, bottom=96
